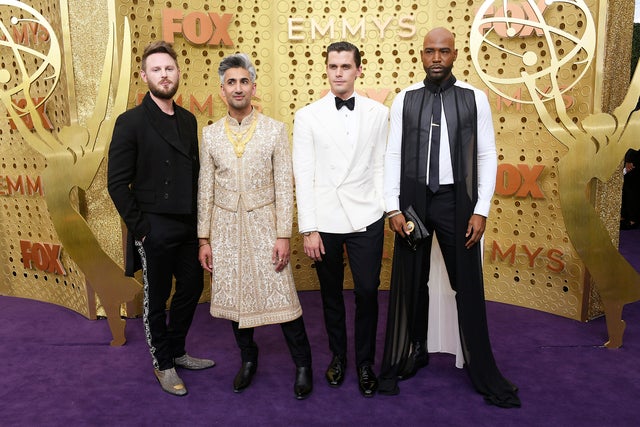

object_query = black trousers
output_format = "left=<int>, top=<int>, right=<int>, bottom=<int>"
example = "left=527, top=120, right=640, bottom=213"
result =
left=137, top=213, right=204, bottom=371
left=232, top=317, right=312, bottom=367
left=408, top=187, right=518, bottom=406
left=622, top=169, right=640, bottom=222
left=315, top=217, right=384, bottom=367
left=409, top=187, right=458, bottom=342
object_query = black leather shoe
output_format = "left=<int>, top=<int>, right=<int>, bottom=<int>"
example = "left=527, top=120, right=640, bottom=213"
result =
left=294, top=366, right=313, bottom=400
left=398, top=341, right=429, bottom=381
left=357, top=365, right=378, bottom=398
left=325, top=355, right=346, bottom=387
left=233, top=361, right=257, bottom=393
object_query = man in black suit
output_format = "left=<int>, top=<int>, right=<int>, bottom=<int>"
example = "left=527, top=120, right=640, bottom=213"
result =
left=621, top=148, right=640, bottom=229
left=108, top=41, right=214, bottom=396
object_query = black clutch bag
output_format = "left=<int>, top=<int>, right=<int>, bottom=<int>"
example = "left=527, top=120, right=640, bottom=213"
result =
left=401, top=205, right=429, bottom=251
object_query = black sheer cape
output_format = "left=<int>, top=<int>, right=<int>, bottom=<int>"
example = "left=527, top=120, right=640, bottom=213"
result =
left=379, top=78, right=520, bottom=408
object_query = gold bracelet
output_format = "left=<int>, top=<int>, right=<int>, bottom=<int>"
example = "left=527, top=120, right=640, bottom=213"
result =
left=199, top=242, right=210, bottom=247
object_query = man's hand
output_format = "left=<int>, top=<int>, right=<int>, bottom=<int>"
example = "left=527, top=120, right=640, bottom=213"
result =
left=272, top=238, right=290, bottom=272
left=387, top=211, right=413, bottom=238
left=198, top=239, right=213, bottom=273
left=465, top=214, right=486, bottom=249
left=625, top=162, right=635, bottom=173
left=303, top=232, right=325, bottom=262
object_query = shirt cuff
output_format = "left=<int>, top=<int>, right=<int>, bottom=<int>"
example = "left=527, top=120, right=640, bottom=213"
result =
left=384, top=197, right=400, bottom=213
left=473, top=199, right=491, bottom=218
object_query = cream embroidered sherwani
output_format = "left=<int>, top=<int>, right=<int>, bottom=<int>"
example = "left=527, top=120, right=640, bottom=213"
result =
left=197, top=110, right=302, bottom=328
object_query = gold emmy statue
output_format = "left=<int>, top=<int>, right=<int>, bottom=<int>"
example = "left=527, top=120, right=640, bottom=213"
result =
left=471, top=0, right=640, bottom=347
left=0, top=0, right=140, bottom=345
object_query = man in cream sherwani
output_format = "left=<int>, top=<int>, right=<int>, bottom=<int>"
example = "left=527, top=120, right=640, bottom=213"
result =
left=292, top=41, right=389, bottom=398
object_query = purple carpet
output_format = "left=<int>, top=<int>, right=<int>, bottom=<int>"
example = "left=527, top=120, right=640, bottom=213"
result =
left=1, top=232, right=639, bottom=426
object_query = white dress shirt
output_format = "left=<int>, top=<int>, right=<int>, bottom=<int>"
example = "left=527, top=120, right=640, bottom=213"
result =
left=334, top=92, right=359, bottom=154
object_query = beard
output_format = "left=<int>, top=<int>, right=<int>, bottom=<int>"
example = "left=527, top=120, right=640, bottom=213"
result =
left=148, top=79, right=179, bottom=100
left=424, top=64, right=454, bottom=85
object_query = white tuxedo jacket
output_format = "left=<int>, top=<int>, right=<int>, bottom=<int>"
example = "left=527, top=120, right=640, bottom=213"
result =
left=293, top=92, right=389, bottom=233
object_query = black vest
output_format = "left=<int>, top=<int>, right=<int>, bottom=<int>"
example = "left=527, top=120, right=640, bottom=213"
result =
left=399, top=76, right=479, bottom=222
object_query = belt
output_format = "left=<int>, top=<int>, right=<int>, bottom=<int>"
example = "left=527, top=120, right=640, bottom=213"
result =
left=214, top=185, right=275, bottom=212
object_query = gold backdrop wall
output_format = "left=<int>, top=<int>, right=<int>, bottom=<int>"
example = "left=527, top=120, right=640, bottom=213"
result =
left=0, top=0, right=93, bottom=317
left=1, top=0, right=637, bottom=343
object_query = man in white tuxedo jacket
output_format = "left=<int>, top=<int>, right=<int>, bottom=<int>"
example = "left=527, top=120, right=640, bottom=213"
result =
left=292, top=41, right=389, bottom=398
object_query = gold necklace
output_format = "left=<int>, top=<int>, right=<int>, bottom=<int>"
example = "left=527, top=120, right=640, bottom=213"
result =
left=225, top=114, right=258, bottom=158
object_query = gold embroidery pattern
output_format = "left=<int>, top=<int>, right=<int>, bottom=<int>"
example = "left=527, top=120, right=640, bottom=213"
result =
left=197, top=113, right=300, bottom=328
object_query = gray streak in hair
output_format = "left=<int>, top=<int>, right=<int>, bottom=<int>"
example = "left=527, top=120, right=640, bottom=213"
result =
left=218, top=53, right=257, bottom=83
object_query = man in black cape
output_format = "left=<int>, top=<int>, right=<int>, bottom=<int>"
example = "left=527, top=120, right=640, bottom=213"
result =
left=379, top=27, right=520, bottom=408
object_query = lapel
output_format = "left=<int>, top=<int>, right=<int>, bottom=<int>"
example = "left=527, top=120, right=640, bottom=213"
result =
left=348, top=95, right=373, bottom=168
left=142, top=93, right=191, bottom=157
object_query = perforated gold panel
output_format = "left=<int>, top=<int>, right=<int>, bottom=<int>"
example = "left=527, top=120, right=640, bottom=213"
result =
left=1, top=1, right=633, bottom=333
left=0, top=0, right=92, bottom=316
left=469, top=0, right=637, bottom=329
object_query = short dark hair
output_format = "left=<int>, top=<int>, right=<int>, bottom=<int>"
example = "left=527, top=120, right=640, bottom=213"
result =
left=218, top=53, right=257, bottom=83
left=141, top=41, right=178, bottom=71
left=326, top=41, right=361, bottom=68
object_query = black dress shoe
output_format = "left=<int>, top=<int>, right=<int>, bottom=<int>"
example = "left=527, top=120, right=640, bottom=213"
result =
left=233, top=361, right=257, bottom=393
left=294, top=366, right=313, bottom=400
left=357, top=365, right=378, bottom=398
left=325, top=355, right=346, bottom=387
left=398, top=341, right=429, bottom=381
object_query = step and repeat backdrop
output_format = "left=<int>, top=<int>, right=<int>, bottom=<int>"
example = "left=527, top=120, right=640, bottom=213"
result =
left=1, top=0, right=638, bottom=344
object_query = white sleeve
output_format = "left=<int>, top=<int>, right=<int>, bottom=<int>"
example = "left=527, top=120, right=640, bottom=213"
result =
left=383, top=91, right=406, bottom=212
left=197, top=126, right=215, bottom=239
left=474, top=89, right=497, bottom=218
left=292, top=109, right=317, bottom=233
left=373, top=106, right=390, bottom=212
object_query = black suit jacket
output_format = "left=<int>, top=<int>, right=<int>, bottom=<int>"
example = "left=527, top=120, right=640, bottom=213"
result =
left=107, top=92, right=200, bottom=275
left=625, top=148, right=640, bottom=167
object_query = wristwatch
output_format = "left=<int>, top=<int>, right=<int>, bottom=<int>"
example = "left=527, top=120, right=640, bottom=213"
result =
left=302, top=231, right=315, bottom=236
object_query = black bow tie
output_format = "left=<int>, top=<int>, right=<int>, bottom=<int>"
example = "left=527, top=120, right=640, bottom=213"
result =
left=335, top=97, right=355, bottom=111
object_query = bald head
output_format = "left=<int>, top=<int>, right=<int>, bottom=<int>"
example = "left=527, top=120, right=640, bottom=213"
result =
left=421, top=27, right=458, bottom=84
left=424, top=27, right=456, bottom=49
